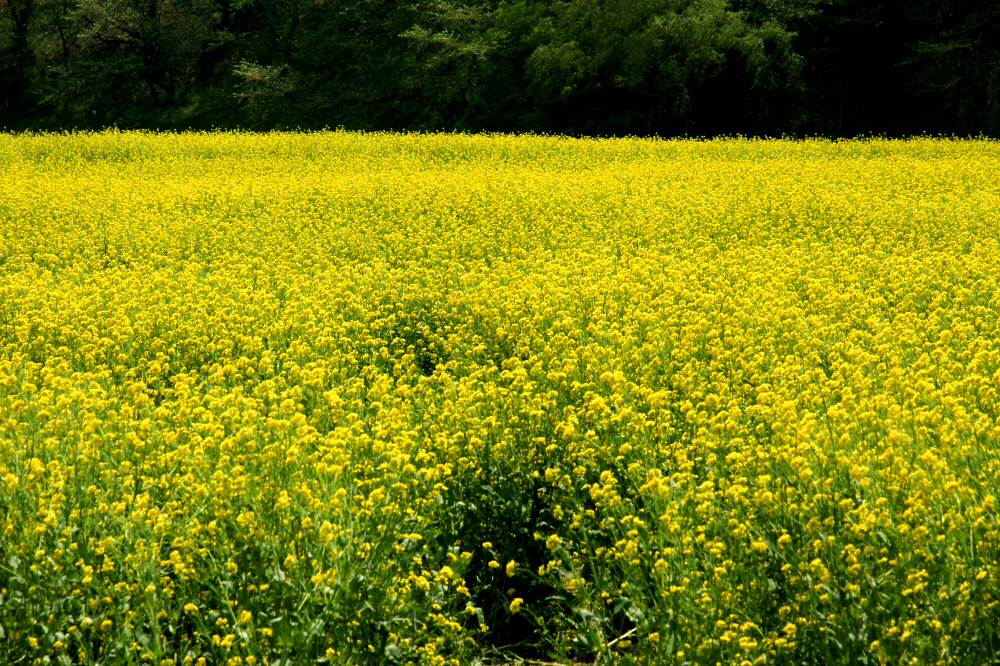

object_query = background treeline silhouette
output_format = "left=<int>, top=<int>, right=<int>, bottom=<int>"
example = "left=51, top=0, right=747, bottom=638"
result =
left=1, top=0, right=997, bottom=136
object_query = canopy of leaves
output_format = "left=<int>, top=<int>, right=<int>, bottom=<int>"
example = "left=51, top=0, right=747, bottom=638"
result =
left=0, top=0, right=997, bottom=135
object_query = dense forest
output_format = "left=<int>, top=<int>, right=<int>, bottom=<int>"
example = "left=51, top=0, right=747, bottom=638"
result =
left=1, top=0, right=998, bottom=136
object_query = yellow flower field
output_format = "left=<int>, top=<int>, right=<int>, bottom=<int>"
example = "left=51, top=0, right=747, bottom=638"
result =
left=0, top=131, right=998, bottom=665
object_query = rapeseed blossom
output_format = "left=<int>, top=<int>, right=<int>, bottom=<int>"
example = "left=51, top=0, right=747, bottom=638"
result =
left=0, top=131, right=998, bottom=665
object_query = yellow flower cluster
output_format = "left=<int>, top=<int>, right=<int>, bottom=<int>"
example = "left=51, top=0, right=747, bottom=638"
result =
left=0, top=131, right=998, bottom=665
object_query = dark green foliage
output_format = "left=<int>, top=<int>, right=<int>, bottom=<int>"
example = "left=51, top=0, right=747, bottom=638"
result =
left=901, top=0, right=1000, bottom=136
left=0, top=0, right=997, bottom=139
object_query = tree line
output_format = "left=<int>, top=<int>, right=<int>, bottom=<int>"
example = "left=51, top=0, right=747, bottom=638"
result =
left=1, top=0, right=997, bottom=136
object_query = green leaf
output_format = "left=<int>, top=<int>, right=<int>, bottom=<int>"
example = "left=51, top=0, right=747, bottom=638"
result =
left=385, top=644, right=405, bottom=664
